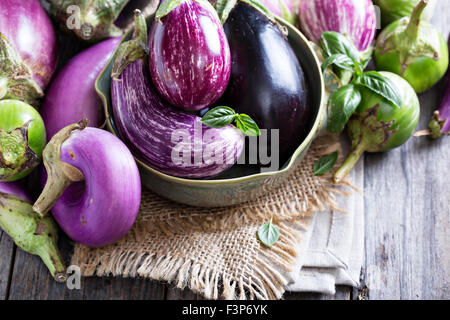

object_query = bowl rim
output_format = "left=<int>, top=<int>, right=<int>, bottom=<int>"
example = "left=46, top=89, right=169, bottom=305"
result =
left=96, top=16, right=326, bottom=186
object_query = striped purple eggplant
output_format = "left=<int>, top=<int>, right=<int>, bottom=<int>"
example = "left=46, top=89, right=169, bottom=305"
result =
left=111, top=11, right=243, bottom=179
left=148, top=0, right=231, bottom=111
left=298, top=0, right=377, bottom=51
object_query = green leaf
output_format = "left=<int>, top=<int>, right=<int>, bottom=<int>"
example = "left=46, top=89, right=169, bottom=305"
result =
left=201, top=106, right=237, bottom=128
left=320, top=31, right=360, bottom=63
left=355, top=71, right=402, bottom=109
left=155, top=0, right=183, bottom=21
left=313, top=152, right=339, bottom=176
left=201, top=107, right=261, bottom=136
left=257, top=218, right=280, bottom=247
left=327, top=84, right=362, bottom=134
left=322, top=54, right=355, bottom=72
left=235, top=114, right=261, bottom=136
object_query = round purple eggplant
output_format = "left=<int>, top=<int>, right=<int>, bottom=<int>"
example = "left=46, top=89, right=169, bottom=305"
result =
left=222, top=1, right=310, bottom=161
left=148, top=0, right=231, bottom=111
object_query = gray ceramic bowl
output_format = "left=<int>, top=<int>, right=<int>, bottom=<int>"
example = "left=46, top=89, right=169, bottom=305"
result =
left=96, top=15, right=326, bottom=207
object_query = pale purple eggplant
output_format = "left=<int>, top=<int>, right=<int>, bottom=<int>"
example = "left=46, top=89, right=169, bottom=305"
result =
left=0, top=182, right=67, bottom=282
left=259, top=0, right=296, bottom=25
left=0, top=0, right=58, bottom=90
left=111, top=10, right=243, bottom=178
left=148, top=0, right=231, bottom=111
left=33, top=122, right=141, bottom=248
left=298, top=0, right=377, bottom=52
left=40, top=38, right=120, bottom=140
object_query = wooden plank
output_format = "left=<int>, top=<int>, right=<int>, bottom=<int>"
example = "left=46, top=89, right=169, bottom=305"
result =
left=362, top=2, right=450, bottom=300
left=7, top=234, right=167, bottom=300
left=0, top=232, right=15, bottom=300
left=167, top=287, right=206, bottom=300
left=284, top=286, right=351, bottom=300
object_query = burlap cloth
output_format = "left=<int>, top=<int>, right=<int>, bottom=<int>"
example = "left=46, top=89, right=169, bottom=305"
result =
left=70, top=135, right=352, bottom=300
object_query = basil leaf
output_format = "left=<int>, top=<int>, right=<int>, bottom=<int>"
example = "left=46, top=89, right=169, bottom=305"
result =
left=201, top=106, right=237, bottom=128
left=320, top=31, right=360, bottom=63
left=155, top=0, right=183, bottom=21
left=355, top=71, right=402, bottom=109
left=321, top=54, right=355, bottom=72
left=327, top=84, right=362, bottom=134
left=314, top=152, right=338, bottom=176
left=236, top=114, right=261, bottom=136
left=257, top=218, right=280, bottom=247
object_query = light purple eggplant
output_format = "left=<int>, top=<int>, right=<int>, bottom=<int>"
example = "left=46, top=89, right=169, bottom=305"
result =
left=148, top=0, right=231, bottom=111
left=33, top=122, right=141, bottom=248
left=298, top=0, right=377, bottom=52
left=0, top=0, right=58, bottom=89
left=111, top=10, right=243, bottom=179
left=259, top=0, right=296, bottom=25
left=40, top=38, right=120, bottom=140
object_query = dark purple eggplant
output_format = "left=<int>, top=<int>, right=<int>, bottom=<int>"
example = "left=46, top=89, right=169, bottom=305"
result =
left=222, top=1, right=310, bottom=161
left=148, top=0, right=231, bottom=111
left=111, top=11, right=244, bottom=179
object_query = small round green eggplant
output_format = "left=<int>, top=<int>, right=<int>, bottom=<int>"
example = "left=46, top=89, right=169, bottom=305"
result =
left=374, top=0, right=448, bottom=93
left=374, top=0, right=436, bottom=28
left=0, top=99, right=46, bottom=181
left=334, top=72, right=420, bottom=182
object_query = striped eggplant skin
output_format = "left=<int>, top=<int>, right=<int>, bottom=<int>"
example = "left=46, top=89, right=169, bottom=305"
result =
left=111, top=59, right=244, bottom=179
left=223, top=2, right=310, bottom=161
left=40, top=38, right=120, bottom=140
left=0, top=0, right=58, bottom=89
left=148, top=0, right=231, bottom=111
left=49, top=127, right=141, bottom=248
left=298, top=0, right=377, bottom=51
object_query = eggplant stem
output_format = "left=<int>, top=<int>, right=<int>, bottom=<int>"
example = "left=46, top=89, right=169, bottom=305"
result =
left=33, top=121, right=87, bottom=218
left=405, top=0, right=428, bottom=40
left=333, top=139, right=368, bottom=183
left=111, top=10, right=148, bottom=80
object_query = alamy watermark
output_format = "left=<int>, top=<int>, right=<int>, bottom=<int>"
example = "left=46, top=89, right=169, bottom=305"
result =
left=65, top=5, right=94, bottom=39
left=171, top=119, right=280, bottom=172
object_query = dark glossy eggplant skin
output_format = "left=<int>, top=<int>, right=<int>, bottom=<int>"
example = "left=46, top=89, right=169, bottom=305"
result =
left=223, top=2, right=310, bottom=160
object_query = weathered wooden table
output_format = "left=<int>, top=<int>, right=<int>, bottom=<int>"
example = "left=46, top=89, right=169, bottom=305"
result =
left=0, top=3, right=449, bottom=300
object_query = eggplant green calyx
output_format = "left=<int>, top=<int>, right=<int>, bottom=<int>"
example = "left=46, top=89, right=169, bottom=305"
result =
left=48, top=0, right=128, bottom=41
left=375, top=0, right=440, bottom=74
left=0, top=122, right=40, bottom=181
left=333, top=105, right=397, bottom=183
left=427, top=111, right=449, bottom=139
left=201, top=106, right=261, bottom=136
left=0, top=192, right=67, bottom=282
left=111, top=10, right=148, bottom=80
left=0, top=34, right=44, bottom=106
left=320, top=32, right=402, bottom=134
left=33, top=121, right=86, bottom=218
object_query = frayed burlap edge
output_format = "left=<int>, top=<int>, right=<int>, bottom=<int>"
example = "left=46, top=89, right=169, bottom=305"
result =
left=71, top=135, right=354, bottom=300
